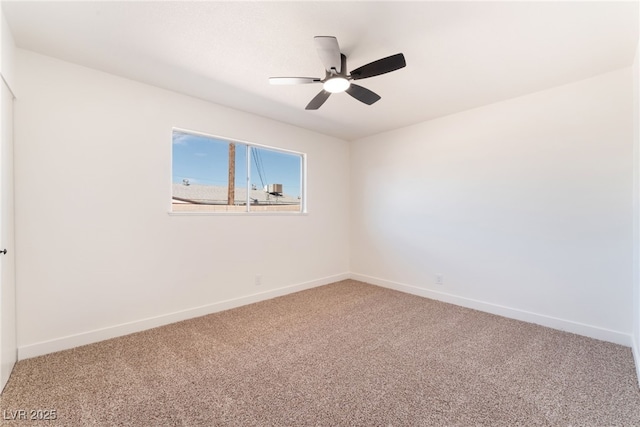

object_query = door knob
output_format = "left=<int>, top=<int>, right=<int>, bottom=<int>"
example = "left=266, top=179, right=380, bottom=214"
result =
left=0, top=249, right=7, bottom=255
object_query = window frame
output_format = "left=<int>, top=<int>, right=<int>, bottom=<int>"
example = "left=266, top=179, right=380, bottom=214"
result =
left=169, top=127, right=307, bottom=215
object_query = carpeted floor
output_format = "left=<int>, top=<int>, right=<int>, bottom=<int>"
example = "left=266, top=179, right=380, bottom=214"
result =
left=1, top=280, right=639, bottom=426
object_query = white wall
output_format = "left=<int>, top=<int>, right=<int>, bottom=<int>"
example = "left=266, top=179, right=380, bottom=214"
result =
left=14, top=49, right=350, bottom=358
left=0, top=11, right=15, bottom=91
left=351, top=68, right=634, bottom=345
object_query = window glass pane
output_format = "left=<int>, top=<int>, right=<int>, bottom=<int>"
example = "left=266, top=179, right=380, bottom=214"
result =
left=249, top=147, right=301, bottom=212
left=171, top=130, right=303, bottom=214
left=172, top=131, right=247, bottom=213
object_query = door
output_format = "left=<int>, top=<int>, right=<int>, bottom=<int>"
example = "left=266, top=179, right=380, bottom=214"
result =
left=0, top=77, right=16, bottom=391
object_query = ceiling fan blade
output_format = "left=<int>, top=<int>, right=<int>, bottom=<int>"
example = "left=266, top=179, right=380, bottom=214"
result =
left=269, top=77, right=320, bottom=85
left=345, top=84, right=381, bottom=105
left=350, top=53, right=406, bottom=80
left=314, top=36, right=342, bottom=73
left=305, top=90, right=331, bottom=110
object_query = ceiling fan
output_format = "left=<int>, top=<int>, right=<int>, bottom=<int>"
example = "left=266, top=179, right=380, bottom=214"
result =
left=269, top=36, right=406, bottom=110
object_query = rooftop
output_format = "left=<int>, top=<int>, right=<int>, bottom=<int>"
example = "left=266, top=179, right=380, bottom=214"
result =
left=172, top=183, right=300, bottom=206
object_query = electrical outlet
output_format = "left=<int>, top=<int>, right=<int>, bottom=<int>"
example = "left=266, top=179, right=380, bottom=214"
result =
left=255, top=275, right=262, bottom=286
left=435, top=274, right=444, bottom=286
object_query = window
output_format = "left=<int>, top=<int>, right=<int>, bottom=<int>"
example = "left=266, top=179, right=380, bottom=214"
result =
left=171, top=129, right=305, bottom=213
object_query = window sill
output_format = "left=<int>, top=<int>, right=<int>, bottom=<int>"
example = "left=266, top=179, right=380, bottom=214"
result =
left=168, top=211, right=308, bottom=217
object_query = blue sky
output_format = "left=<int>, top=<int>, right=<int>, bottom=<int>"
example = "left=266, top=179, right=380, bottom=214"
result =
left=172, top=131, right=302, bottom=197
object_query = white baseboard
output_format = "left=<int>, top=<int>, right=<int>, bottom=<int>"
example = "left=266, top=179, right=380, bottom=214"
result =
left=18, top=272, right=350, bottom=360
left=18, top=272, right=634, bottom=361
left=351, top=273, right=633, bottom=347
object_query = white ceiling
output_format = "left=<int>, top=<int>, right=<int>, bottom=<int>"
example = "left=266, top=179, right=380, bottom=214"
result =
left=3, top=1, right=639, bottom=141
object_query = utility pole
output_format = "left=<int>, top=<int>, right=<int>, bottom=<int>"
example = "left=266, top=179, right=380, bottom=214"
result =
left=227, top=143, right=235, bottom=205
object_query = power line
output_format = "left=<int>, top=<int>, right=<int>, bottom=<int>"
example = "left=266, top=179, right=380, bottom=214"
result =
left=251, top=147, right=268, bottom=188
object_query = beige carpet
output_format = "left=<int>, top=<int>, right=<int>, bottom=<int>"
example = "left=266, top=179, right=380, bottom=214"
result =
left=1, top=280, right=639, bottom=426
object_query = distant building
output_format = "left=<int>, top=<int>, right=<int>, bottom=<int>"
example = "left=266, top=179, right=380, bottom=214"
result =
left=172, top=183, right=299, bottom=206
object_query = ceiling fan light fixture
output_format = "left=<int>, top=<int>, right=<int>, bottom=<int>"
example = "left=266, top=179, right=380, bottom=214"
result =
left=323, top=77, right=350, bottom=93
